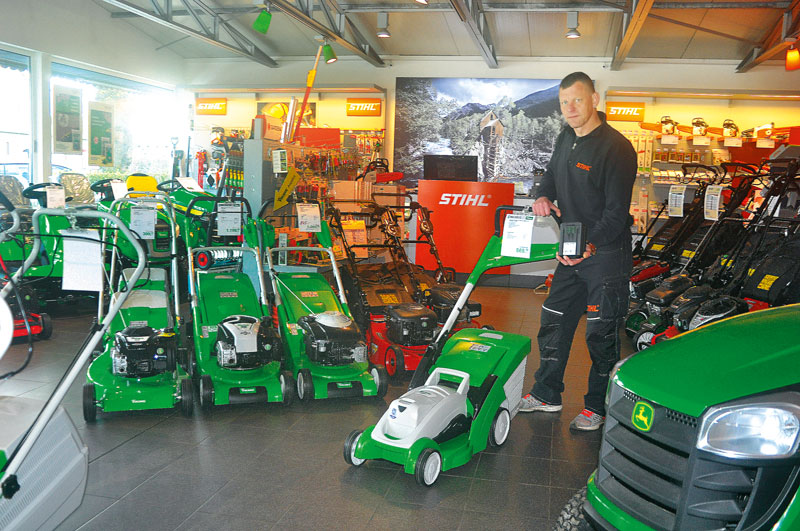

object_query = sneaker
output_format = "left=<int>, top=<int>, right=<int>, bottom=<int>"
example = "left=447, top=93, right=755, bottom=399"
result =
left=519, top=394, right=562, bottom=413
left=570, top=409, right=605, bottom=431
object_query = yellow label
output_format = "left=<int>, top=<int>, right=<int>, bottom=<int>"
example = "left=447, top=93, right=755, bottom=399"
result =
left=757, top=274, right=779, bottom=291
left=681, top=249, right=695, bottom=258
left=748, top=268, right=755, bottom=276
left=419, top=283, right=429, bottom=291
left=720, top=257, right=733, bottom=267
left=651, top=244, right=665, bottom=251
left=274, top=167, right=302, bottom=210
left=379, top=293, right=400, bottom=304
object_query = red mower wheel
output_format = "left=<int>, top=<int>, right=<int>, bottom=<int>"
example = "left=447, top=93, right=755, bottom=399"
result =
left=384, top=345, right=405, bottom=382
left=195, top=251, right=211, bottom=270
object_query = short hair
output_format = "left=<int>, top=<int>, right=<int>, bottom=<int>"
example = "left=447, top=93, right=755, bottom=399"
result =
left=560, top=72, right=595, bottom=93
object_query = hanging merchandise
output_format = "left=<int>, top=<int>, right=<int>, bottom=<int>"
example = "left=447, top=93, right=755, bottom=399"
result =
left=195, top=150, right=208, bottom=188
left=722, top=119, right=739, bottom=137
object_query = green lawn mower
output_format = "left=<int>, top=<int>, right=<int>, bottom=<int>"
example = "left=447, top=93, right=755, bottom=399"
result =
left=263, top=215, right=388, bottom=402
left=188, top=226, right=292, bottom=411
left=83, top=196, right=193, bottom=421
left=343, top=205, right=558, bottom=486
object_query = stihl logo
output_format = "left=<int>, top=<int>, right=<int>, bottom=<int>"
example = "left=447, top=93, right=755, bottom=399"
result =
left=346, top=98, right=382, bottom=116
left=607, top=107, right=642, bottom=116
left=604, top=102, right=645, bottom=122
left=197, top=102, right=224, bottom=110
left=348, top=103, right=379, bottom=111
left=195, top=98, right=227, bottom=115
left=439, top=193, right=490, bottom=206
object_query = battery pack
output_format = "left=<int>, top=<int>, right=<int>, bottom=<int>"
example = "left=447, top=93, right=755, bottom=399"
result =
left=559, top=222, right=586, bottom=258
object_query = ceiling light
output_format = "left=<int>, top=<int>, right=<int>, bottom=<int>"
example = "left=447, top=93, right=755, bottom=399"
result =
left=415, top=0, right=429, bottom=4
left=786, top=45, right=800, bottom=71
left=322, top=43, right=337, bottom=64
left=377, top=12, right=391, bottom=38
left=565, top=11, right=581, bottom=39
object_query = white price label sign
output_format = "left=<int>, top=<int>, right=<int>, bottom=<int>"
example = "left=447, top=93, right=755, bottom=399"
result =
left=723, top=137, right=743, bottom=148
left=177, top=177, right=205, bottom=192
left=704, top=185, right=723, bottom=221
left=110, top=180, right=129, bottom=200
left=130, top=206, right=157, bottom=239
left=342, top=219, right=368, bottom=259
left=500, top=214, right=535, bottom=258
left=692, top=136, right=710, bottom=146
left=661, top=135, right=679, bottom=145
left=46, top=186, right=66, bottom=208
left=217, top=202, right=242, bottom=236
left=668, top=185, right=687, bottom=217
left=61, top=229, right=103, bottom=292
left=278, top=232, right=288, bottom=266
left=297, top=203, right=322, bottom=233
left=756, top=138, right=775, bottom=149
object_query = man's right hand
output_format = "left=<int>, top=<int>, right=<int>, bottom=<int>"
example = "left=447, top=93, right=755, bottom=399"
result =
left=532, top=197, right=561, bottom=218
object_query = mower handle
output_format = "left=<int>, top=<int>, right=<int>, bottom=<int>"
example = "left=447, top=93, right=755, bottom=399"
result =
left=0, top=189, right=14, bottom=212
left=494, top=205, right=560, bottom=236
left=185, top=195, right=252, bottom=219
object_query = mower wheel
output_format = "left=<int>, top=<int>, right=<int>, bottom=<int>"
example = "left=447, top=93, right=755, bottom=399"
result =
left=384, top=345, right=405, bottom=382
left=200, top=375, right=214, bottom=412
left=625, top=308, right=648, bottom=338
left=38, top=313, right=53, bottom=340
left=187, top=349, right=198, bottom=381
left=180, top=379, right=193, bottom=417
left=553, top=486, right=592, bottom=531
left=415, top=448, right=442, bottom=487
left=280, top=371, right=295, bottom=406
left=480, top=324, right=495, bottom=330
left=633, top=328, right=656, bottom=352
left=489, top=408, right=511, bottom=447
left=343, top=429, right=365, bottom=467
left=82, top=383, right=97, bottom=423
left=371, top=366, right=389, bottom=399
left=297, top=369, right=314, bottom=402
left=166, top=346, right=177, bottom=372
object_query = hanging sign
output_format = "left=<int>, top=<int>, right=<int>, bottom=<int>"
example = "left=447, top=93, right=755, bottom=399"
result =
left=724, top=137, right=743, bottom=147
left=195, top=98, right=227, bottom=115
left=604, top=102, right=645, bottom=122
left=500, top=214, right=535, bottom=258
left=704, top=185, right=723, bottom=221
left=346, top=98, right=382, bottom=117
left=661, top=135, right=678, bottom=145
left=130, top=206, right=157, bottom=239
left=668, top=185, right=687, bottom=217
left=297, top=203, right=322, bottom=233
left=756, top=138, right=775, bottom=149
left=89, top=102, right=114, bottom=167
left=45, top=186, right=66, bottom=209
left=53, top=86, right=82, bottom=155
left=272, top=149, right=288, bottom=173
left=61, top=229, right=103, bottom=292
left=217, top=202, right=242, bottom=236
left=274, top=167, right=302, bottom=210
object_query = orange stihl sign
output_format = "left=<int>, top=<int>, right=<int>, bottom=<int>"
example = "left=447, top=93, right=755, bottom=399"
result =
left=195, top=98, right=228, bottom=115
left=346, top=98, right=382, bottom=116
left=605, top=102, right=645, bottom=122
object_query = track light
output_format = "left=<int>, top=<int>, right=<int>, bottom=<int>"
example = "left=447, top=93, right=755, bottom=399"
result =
left=565, top=11, right=581, bottom=39
left=322, top=43, right=337, bottom=64
left=787, top=45, right=800, bottom=71
left=376, top=12, right=391, bottom=38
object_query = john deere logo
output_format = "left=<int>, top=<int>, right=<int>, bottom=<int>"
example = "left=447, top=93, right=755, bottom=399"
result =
left=632, top=401, right=655, bottom=432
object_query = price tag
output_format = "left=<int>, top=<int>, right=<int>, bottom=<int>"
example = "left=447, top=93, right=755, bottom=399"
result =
left=110, top=180, right=128, bottom=200
left=130, top=206, right=156, bottom=239
left=668, top=185, right=687, bottom=217
left=177, top=177, right=205, bottom=193
left=278, top=232, right=288, bottom=266
left=217, top=202, right=242, bottom=236
left=756, top=138, right=775, bottom=149
left=46, top=186, right=66, bottom=208
left=692, top=136, right=710, bottom=146
left=723, top=137, right=742, bottom=148
left=342, top=219, right=368, bottom=258
left=661, top=135, right=678, bottom=145
left=500, top=214, right=535, bottom=258
left=704, top=185, right=723, bottom=221
left=272, top=149, right=288, bottom=173
left=297, top=203, right=322, bottom=233
left=61, top=229, right=103, bottom=292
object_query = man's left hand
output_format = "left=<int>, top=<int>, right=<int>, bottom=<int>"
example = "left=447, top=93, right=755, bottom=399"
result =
left=556, top=243, right=596, bottom=266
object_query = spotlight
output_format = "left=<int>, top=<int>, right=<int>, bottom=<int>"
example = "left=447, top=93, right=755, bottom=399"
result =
left=565, top=11, right=581, bottom=39
left=322, top=43, right=337, bottom=64
left=377, top=13, right=391, bottom=38
left=786, top=45, right=800, bottom=71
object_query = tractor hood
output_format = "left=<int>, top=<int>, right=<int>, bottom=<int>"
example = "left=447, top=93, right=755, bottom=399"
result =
left=615, top=304, right=800, bottom=419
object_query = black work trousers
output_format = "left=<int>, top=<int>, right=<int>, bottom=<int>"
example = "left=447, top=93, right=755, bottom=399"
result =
left=531, top=239, right=632, bottom=416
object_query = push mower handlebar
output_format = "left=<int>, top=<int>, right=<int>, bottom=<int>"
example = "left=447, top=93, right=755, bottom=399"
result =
left=0, top=190, right=14, bottom=212
left=494, top=205, right=561, bottom=236
left=185, top=195, right=252, bottom=219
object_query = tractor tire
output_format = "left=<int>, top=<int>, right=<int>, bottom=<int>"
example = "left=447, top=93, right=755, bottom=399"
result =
left=82, top=383, right=97, bottom=423
left=554, top=486, right=592, bottom=531
left=199, top=375, right=214, bottom=412
left=38, top=313, right=53, bottom=340
left=343, top=429, right=365, bottom=466
left=179, top=378, right=193, bottom=417
left=384, top=345, right=405, bottom=382
left=488, top=408, right=511, bottom=447
left=297, top=369, right=314, bottom=403
left=414, top=448, right=442, bottom=487
left=371, top=366, right=389, bottom=399
left=280, top=371, right=295, bottom=406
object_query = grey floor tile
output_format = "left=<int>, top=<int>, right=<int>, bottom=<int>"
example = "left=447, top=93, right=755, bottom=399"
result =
left=550, top=459, right=597, bottom=489
left=274, top=483, right=383, bottom=530
left=474, top=453, right=550, bottom=485
left=175, top=511, right=272, bottom=531
left=196, top=476, right=298, bottom=522
left=459, top=510, right=552, bottom=531
left=0, top=377, right=47, bottom=396
left=161, top=444, right=265, bottom=481
left=369, top=503, right=462, bottom=531
left=465, top=479, right=550, bottom=517
left=383, top=473, right=471, bottom=510
left=53, top=494, right=117, bottom=531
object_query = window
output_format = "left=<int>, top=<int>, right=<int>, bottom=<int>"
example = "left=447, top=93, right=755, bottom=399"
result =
left=0, top=49, right=33, bottom=185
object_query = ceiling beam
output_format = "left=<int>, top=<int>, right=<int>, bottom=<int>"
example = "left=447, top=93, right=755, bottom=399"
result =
left=448, top=0, right=498, bottom=68
left=737, top=0, right=800, bottom=71
left=611, top=0, right=656, bottom=70
left=102, top=0, right=278, bottom=67
left=266, top=0, right=385, bottom=67
left=648, top=13, right=761, bottom=45
left=111, top=6, right=263, bottom=17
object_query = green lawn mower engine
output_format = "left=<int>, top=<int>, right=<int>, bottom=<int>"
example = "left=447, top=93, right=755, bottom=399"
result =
left=427, top=283, right=482, bottom=324
left=385, top=303, right=437, bottom=346
left=112, top=325, right=176, bottom=378
left=215, top=315, right=281, bottom=369
left=297, top=311, right=367, bottom=366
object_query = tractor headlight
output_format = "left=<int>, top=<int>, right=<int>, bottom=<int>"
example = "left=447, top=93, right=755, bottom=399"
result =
left=697, top=404, right=800, bottom=459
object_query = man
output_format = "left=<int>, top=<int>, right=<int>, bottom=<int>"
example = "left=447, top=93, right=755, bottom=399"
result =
left=520, top=72, right=637, bottom=431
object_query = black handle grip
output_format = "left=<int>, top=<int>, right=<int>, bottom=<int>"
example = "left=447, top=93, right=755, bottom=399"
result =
left=0, top=190, right=14, bottom=212
left=681, top=163, right=719, bottom=176
left=720, top=162, right=758, bottom=175
left=494, top=205, right=525, bottom=236
left=186, top=196, right=252, bottom=218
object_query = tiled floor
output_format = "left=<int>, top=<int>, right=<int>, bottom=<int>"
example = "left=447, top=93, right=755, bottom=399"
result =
left=0, top=287, right=633, bottom=530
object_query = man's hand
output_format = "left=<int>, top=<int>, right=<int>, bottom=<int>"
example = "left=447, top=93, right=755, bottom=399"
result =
left=556, top=243, right=596, bottom=266
left=532, top=197, right=561, bottom=218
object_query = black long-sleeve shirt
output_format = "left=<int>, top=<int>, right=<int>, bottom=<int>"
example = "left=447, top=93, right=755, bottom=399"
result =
left=535, top=113, right=637, bottom=249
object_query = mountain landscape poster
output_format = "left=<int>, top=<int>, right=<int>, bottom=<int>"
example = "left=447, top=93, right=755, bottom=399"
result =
left=393, top=77, right=564, bottom=192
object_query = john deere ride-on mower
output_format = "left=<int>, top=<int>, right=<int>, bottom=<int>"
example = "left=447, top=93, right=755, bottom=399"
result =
left=344, top=206, right=558, bottom=486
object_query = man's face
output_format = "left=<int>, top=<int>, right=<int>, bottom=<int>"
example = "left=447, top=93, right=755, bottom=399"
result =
left=559, top=81, right=599, bottom=131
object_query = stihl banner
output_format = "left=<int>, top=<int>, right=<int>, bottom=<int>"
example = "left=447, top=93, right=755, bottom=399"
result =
left=346, top=98, right=382, bottom=117
left=195, top=98, right=228, bottom=115
left=605, top=102, right=645, bottom=122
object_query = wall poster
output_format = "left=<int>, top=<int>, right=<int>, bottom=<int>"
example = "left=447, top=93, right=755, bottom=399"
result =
left=256, top=101, right=316, bottom=128
left=89, top=102, right=114, bottom=167
left=393, top=77, right=563, bottom=192
left=53, top=86, right=82, bottom=155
